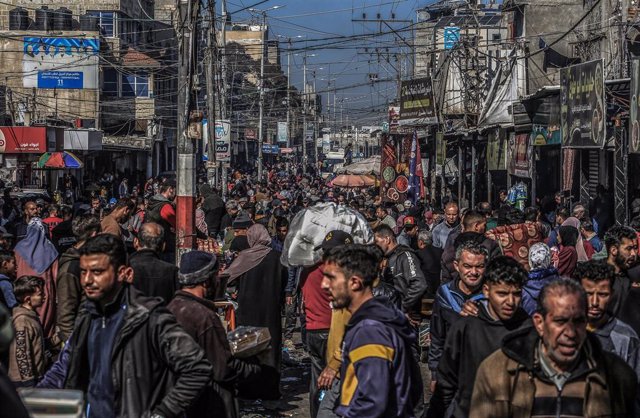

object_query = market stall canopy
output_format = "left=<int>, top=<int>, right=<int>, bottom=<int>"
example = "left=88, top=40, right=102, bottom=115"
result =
left=329, top=174, right=376, bottom=188
left=280, top=202, right=373, bottom=267
left=335, top=155, right=381, bottom=176
left=37, top=151, right=83, bottom=169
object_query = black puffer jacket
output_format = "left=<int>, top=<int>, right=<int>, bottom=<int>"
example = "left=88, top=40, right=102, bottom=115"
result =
left=62, top=285, right=212, bottom=418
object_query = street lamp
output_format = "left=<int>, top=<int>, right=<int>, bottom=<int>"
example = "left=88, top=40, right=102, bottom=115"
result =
left=249, top=5, right=285, bottom=180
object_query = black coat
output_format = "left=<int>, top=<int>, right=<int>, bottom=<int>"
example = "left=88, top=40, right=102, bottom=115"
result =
left=235, top=250, right=286, bottom=400
left=129, top=249, right=178, bottom=304
left=62, top=285, right=212, bottom=418
left=168, top=291, right=261, bottom=418
left=416, top=245, right=443, bottom=298
left=428, top=303, right=530, bottom=418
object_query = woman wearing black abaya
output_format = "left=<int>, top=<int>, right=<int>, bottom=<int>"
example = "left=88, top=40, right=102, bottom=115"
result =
left=225, top=223, right=285, bottom=400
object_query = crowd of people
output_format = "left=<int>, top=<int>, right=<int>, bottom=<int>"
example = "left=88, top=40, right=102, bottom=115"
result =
left=0, top=166, right=639, bottom=417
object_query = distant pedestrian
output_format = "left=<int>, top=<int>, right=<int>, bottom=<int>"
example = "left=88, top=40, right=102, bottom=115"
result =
left=129, top=222, right=178, bottom=304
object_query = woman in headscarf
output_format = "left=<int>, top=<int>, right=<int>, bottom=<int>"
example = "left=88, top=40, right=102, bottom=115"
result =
left=14, top=218, right=58, bottom=342
left=556, top=225, right=579, bottom=277
left=223, top=223, right=285, bottom=400
left=522, top=243, right=560, bottom=315
left=561, top=216, right=592, bottom=261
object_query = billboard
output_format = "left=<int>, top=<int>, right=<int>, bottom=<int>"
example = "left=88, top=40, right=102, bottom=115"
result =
left=277, top=122, right=288, bottom=143
left=214, top=120, right=231, bottom=161
left=560, top=59, right=605, bottom=148
left=23, top=37, right=99, bottom=89
left=399, top=78, right=437, bottom=125
left=631, top=59, right=640, bottom=154
left=0, top=127, right=48, bottom=153
left=244, top=128, right=257, bottom=140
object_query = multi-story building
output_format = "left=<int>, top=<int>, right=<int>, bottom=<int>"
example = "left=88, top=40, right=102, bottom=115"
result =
left=0, top=0, right=176, bottom=187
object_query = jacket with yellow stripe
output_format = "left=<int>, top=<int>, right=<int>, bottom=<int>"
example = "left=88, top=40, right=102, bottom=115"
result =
left=337, top=297, right=423, bottom=418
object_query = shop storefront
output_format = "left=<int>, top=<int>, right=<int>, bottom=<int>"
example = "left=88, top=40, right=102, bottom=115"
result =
left=0, top=126, right=57, bottom=188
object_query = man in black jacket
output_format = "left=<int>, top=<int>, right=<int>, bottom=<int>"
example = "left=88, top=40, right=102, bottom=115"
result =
left=38, top=234, right=211, bottom=418
left=373, top=224, right=427, bottom=327
left=168, top=251, right=260, bottom=418
left=427, top=256, right=530, bottom=418
left=416, top=229, right=442, bottom=298
left=129, top=222, right=178, bottom=304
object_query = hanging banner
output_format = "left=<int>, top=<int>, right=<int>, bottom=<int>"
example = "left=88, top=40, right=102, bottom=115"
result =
left=277, top=122, right=288, bottom=143
left=399, top=78, right=437, bottom=125
left=487, top=130, right=507, bottom=170
left=508, top=133, right=532, bottom=178
left=631, top=59, right=640, bottom=154
left=214, top=120, right=231, bottom=162
left=560, top=59, right=605, bottom=148
left=379, top=134, right=409, bottom=203
left=388, top=106, right=400, bottom=134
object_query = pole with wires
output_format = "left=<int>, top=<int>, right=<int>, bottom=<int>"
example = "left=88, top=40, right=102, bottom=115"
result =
left=175, top=0, right=198, bottom=261
left=205, top=0, right=217, bottom=191
left=257, top=11, right=266, bottom=180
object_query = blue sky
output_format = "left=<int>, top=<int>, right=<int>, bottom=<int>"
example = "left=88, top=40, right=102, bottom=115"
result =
left=230, top=0, right=426, bottom=125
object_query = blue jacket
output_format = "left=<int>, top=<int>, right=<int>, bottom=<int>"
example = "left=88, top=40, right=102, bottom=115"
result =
left=522, top=267, right=560, bottom=315
left=337, top=297, right=423, bottom=418
left=428, top=279, right=484, bottom=377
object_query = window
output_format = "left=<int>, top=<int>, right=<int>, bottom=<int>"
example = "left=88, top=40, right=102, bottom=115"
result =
left=492, top=33, right=501, bottom=44
left=103, top=68, right=118, bottom=96
left=88, top=11, right=115, bottom=37
left=122, top=73, right=149, bottom=97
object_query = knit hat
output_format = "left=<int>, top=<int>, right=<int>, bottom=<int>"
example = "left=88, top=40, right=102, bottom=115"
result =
left=529, top=242, right=551, bottom=270
left=178, top=251, right=218, bottom=286
left=232, top=211, right=253, bottom=229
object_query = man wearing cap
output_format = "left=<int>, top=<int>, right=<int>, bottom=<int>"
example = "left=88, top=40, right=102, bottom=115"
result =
left=223, top=211, right=252, bottom=252
left=0, top=226, right=14, bottom=250
left=303, top=230, right=353, bottom=418
left=146, top=181, right=177, bottom=262
left=397, top=216, right=419, bottom=250
left=168, top=250, right=261, bottom=418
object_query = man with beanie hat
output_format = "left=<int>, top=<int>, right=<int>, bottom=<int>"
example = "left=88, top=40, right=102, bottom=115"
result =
left=223, top=211, right=253, bottom=252
left=303, top=230, right=353, bottom=418
left=168, top=250, right=261, bottom=418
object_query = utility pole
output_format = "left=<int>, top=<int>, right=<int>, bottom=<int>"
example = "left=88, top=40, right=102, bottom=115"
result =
left=286, top=45, right=291, bottom=149
left=205, top=0, right=217, bottom=190
left=302, top=54, right=307, bottom=173
left=219, top=0, right=228, bottom=196
left=257, top=12, right=266, bottom=180
left=176, top=0, right=198, bottom=261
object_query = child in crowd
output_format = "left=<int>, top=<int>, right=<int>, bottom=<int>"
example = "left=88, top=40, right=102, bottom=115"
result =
left=8, top=276, right=47, bottom=387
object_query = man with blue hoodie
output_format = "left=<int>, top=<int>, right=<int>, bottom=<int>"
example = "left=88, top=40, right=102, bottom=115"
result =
left=321, top=244, right=423, bottom=418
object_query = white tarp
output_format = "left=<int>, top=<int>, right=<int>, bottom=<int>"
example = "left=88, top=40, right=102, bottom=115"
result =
left=478, top=57, right=518, bottom=128
left=335, top=155, right=381, bottom=176
left=280, top=202, right=373, bottom=267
